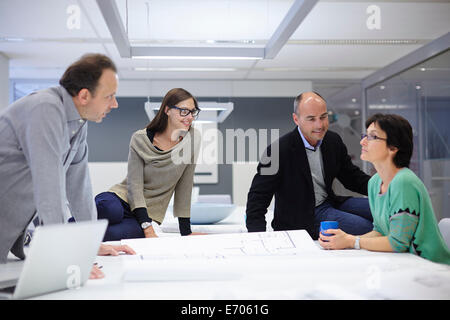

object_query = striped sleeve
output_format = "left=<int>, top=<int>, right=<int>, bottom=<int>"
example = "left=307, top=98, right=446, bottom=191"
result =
left=388, top=209, right=419, bottom=253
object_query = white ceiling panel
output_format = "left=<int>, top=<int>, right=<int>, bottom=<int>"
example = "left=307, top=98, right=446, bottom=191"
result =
left=247, top=69, right=374, bottom=80
left=0, top=0, right=98, bottom=38
left=121, top=0, right=291, bottom=41
left=0, top=0, right=449, bottom=84
left=3, top=41, right=107, bottom=71
left=291, top=2, right=450, bottom=40
left=254, top=44, right=424, bottom=68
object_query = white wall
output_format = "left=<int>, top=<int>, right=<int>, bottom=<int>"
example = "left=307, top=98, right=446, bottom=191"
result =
left=88, top=162, right=128, bottom=196
left=232, top=161, right=274, bottom=209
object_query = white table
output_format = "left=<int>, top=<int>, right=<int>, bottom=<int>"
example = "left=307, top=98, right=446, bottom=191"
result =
left=3, top=206, right=450, bottom=300
left=31, top=243, right=450, bottom=300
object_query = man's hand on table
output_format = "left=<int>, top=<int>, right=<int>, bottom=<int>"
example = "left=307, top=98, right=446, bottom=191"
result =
left=89, top=244, right=136, bottom=279
left=98, top=243, right=136, bottom=256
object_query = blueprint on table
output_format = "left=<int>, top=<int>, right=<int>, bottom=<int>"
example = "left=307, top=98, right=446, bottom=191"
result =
left=121, top=230, right=319, bottom=261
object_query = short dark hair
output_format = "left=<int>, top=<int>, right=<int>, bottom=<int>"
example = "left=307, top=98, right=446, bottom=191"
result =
left=59, top=53, right=117, bottom=97
left=293, top=91, right=326, bottom=114
left=365, top=113, right=413, bottom=168
left=146, top=88, right=199, bottom=133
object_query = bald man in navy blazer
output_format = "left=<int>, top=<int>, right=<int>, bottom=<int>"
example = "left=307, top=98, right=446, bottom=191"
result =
left=246, top=92, right=373, bottom=239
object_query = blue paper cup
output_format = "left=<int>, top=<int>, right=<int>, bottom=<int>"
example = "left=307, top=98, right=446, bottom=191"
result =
left=320, top=221, right=339, bottom=236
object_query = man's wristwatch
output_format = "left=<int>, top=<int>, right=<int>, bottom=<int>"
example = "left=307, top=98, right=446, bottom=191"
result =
left=354, top=236, right=361, bottom=250
left=141, top=222, right=152, bottom=230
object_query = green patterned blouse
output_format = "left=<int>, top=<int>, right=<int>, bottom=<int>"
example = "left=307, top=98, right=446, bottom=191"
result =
left=368, top=168, right=450, bottom=265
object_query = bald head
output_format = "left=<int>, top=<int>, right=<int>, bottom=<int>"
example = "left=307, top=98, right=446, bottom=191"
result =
left=292, top=91, right=329, bottom=147
left=293, top=91, right=326, bottom=115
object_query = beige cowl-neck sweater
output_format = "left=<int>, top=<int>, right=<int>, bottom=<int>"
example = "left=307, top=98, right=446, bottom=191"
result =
left=109, top=127, right=201, bottom=224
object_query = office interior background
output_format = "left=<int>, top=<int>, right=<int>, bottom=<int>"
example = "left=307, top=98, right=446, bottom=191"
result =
left=0, top=0, right=449, bottom=221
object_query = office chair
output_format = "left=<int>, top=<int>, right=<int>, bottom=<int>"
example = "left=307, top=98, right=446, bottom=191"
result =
left=438, top=218, right=450, bottom=249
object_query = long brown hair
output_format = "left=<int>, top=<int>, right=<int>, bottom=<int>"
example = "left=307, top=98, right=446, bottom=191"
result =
left=146, top=88, right=199, bottom=133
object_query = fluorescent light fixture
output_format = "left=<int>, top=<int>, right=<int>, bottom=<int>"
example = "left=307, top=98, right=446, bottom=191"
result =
left=369, top=104, right=411, bottom=110
left=132, top=56, right=261, bottom=60
left=145, top=101, right=233, bottom=123
left=204, top=40, right=256, bottom=45
left=287, top=39, right=425, bottom=45
left=96, top=0, right=318, bottom=60
left=0, top=37, right=26, bottom=42
left=151, top=106, right=227, bottom=111
left=193, top=120, right=216, bottom=124
left=130, top=46, right=265, bottom=60
left=200, top=107, right=228, bottom=111
left=263, top=66, right=376, bottom=72
left=134, top=67, right=236, bottom=72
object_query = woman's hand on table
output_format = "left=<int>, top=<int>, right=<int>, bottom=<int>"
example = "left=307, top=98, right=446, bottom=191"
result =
left=144, top=225, right=159, bottom=238
left=318, top=229, right=354, bottom=250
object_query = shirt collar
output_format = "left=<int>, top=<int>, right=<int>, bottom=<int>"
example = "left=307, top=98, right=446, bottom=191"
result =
left=297, top=126, right=322, bottom=151
left=59, top=86, right=83, bottom=122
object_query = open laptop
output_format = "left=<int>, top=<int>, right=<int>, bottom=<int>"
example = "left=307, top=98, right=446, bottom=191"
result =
left=0, top=219, right=107, bottom=299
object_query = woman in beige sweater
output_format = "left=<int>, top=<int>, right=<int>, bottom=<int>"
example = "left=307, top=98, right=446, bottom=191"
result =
left=95, top=88, right=202, bottom=240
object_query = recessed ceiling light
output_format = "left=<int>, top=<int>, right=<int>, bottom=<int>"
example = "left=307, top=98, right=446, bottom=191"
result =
left=0, top=37, right=26, bottom=42
left=287, top=39, right=424, bottom=45
left=132, top=56, right=262, bottom=60
left=134, top=67, right=236, bottom=72
left=152, top=106, right=227, bottom=111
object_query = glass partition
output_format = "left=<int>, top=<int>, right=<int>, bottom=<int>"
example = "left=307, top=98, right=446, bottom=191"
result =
left=326, top=84, right=365, bottom=197
left=365, top=49, right=450, bottom=220
left=11, top=80, right=58, bottom=102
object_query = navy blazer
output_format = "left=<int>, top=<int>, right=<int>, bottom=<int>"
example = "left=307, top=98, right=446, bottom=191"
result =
left=245, top=127, right=371, bottom=239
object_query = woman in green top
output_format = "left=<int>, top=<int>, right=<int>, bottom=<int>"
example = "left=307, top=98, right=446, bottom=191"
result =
left=319, top=113, right=450, bottom=264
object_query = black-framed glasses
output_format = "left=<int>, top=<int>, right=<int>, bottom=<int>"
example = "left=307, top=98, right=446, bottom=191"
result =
left=168, top=106, right=200, bottom=119
left=361, top=133, right=387, bottom=141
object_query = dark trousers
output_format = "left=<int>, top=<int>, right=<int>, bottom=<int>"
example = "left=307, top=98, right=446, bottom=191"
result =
left=95, top=192, right=144, bottom=241
left=313, top=197, right=373, bottom=238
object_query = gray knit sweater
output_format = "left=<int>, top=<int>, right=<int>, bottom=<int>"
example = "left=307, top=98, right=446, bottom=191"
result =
left=109, top=127, right=201, bottom=224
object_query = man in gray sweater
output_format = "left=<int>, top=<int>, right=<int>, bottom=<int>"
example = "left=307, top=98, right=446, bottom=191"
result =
left=0, top=53, right=134, bottom=267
